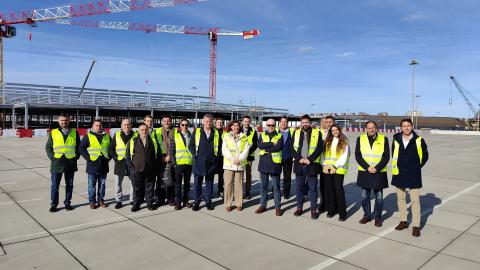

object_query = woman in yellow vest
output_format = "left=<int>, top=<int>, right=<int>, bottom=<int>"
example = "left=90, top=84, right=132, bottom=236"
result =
left=79, top=120, right=111, bottom=209
left=222, top=120, right=251, bottom=212
left=391, top=118, right=428, bottom=237
left=322, top=124, right=350, bottom=221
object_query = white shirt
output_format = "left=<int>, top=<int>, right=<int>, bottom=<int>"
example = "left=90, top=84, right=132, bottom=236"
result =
left=322, top=136, right=350, bottom=168
left=402, top=134, right=413, bottom=149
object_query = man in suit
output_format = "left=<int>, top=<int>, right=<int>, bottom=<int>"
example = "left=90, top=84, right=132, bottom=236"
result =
left=126, top=123, right=159, bottom=212
left=155, top=115, right=176, bottom=207
left=45, top=114, right=81, bottom=212
left=189, top=114, right=222, bottom=211
left=277, top=116, right=294, bottom=199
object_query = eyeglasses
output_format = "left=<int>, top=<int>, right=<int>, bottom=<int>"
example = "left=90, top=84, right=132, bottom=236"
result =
left=180, top=124, right=188, bottom=127
left=266, top=124, right=275, bottom=127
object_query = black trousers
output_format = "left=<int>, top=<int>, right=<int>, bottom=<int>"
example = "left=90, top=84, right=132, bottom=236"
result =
left=319, top=172, right=326, bottom=210
left=156, top=165, right=175, bottom=204
left=131, top=170, right=155, bottom=207
left=324, top=173, right=346, bottom=219
left=281, top=159, right=293, bottom=197
left=175, top=164, right=192, bottom=203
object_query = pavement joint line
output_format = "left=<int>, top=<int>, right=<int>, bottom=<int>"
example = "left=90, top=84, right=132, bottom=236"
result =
left=418, top=218, right=480, bottom=269
left=0, top=182, right=16, bottom=185
left=198, top=210, right=369, bottom=270
left=307, top=181, right=480, bottom=270
left=7, top=157, right=232, bottom=270
left=0, top=241, right=6, bottom=256
left=0, top=185, right=88, bottom=269
left=0, top=165, right=50, bottom=172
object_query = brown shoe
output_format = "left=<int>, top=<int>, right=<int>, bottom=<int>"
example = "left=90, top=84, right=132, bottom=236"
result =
left=183, top=201, right=192, bottom=208
left=395, top=221, right=409, bottom=230
left=275, top=208, right=282, bottom=216
left=255, top=206, right=266, bottom=214
left=237, top=206, right=243, bottom=212
left=89, top=203, right=96, bottom=209
left=293, top=208, right=303, bottom=217
left=412, top=226, right=421, bottom=237
left=226, top=207, right=232, bottom=212
left=174, top=202, right=182, bottom=210
left=98, top=201, right=106, bottom=208
left=374, top=218, right=383, bottom=227
left=359, top=216, right=371, bottom=224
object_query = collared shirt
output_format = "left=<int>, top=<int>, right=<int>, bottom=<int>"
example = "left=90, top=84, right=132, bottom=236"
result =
left=61, top=128, right=70, bottom=136
left=204, top=128, right=211, bottom=139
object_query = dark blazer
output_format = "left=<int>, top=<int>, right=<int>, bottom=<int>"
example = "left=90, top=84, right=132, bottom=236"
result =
left=126, top=135, right=157, bottom=173
left=355, top=134, right=389, bottom=189
left=241, top=126, right=258, bottom=161
left=391, top=131, right=429, bottom=189
left=291, top=128, right=323, bottom=176
left=257, top=130, right=284, bottom=175
left=109, top=131, right=134, bottom=176
left=79, top=131, right=111, bottom=175
left=188, top=128, right=222, bottom=176
left=45, top=128, right=81, bottom=174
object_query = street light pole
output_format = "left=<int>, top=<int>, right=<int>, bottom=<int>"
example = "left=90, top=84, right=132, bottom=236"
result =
left=409, top=59, right=418, bottom=122
left=415, top=95, right=421, bottom=128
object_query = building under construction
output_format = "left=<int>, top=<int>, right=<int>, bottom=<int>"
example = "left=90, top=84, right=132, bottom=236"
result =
left=0, top=82, right=288, bottom=130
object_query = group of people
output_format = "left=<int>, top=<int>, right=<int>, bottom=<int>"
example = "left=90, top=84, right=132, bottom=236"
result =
left=46, top=113, right=428, bottom=237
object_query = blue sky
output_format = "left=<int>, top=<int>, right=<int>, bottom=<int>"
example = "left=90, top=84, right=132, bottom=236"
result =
left=2, top=0, right=479, bottom=117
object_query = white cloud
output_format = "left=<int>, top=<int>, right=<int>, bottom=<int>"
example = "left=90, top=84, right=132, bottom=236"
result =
left=297, top=45, right=314, bottom=54
left=401, top=12, right=430, bottom=22
left=335, top=51, right=356, bottom=58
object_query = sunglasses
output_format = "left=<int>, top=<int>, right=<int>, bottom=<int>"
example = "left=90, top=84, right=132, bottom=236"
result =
left=180, top=124, right=188, bottom=127
left=266, top=124, right=275, bottom=127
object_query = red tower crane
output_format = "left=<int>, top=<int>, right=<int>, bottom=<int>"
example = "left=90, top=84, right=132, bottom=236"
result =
left=0, top=0, right=205, bottom=85
left=54, top=19, right=260, bottom=107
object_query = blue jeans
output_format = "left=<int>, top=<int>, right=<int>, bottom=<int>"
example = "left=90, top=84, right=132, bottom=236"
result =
left=193, top=174, right=214, bottom=205
left=87, top=174, right=107, bottom=204
left=51, top=171, right=75, bottom=207
left=361, top=189, right=383, bottom=219
left=260, top=172, right=281, bottom=208
left=295, top=168, right=318, bottom=210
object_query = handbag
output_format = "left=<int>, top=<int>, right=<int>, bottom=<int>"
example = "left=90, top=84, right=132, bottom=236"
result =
left=160, top=163, right=174, bottom=188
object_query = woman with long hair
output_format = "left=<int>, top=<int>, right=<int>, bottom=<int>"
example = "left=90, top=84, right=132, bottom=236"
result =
left=322, top=124, right=350, bottom=221
left=222, top=120, right=251, bottom=212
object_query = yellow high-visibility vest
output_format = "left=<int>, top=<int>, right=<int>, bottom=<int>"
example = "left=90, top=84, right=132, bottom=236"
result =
left=194, top=128, right=219, bottom=156
left=223, top=132, right=248, bottom=167
left=259, top=132, right=282, bottom=164
left=324, top=143, right=349, bottom=175
left=392, top=136, right=423, bottom=175
left=358, top=134, right=387, bottom=172
left=87, top=133, right=111, bottom=161
left=245, top=127, right=256, bottom=157
left=276, top=127, right=295, bottom=138
left=52, top=128, right=77, bottom=159
left=154, top=127, right=167, bottom=155
left=174, top=129, right=193, bottom=165
left=293, top=128, right=321, bottom=163
left=129, top=135, right=158, bottom=157
left=114, top=131, right=128, bottom=161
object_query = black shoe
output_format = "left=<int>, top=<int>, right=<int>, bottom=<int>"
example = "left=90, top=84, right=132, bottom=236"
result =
left=64, top=205, right=74, bottom=211
left=311, top=210, right=320, bottom=220
left=114, top=202, right=122, bottom=209
left=284, top=194, right=290, bottom=200
left=147, top=205, right=157, bottom=211
left=49, top=206, right=57, bottom=213
left=327, top=213, right=335, bottom=218
left=131, top=205, right=140, bottom=212
left=339, top=217, right=347, bottom=222
left=206, top=203, right=214, bottom=211
left=244, top=193, right=252, bottom=200
left=192, top=204, right=200, bottom=211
